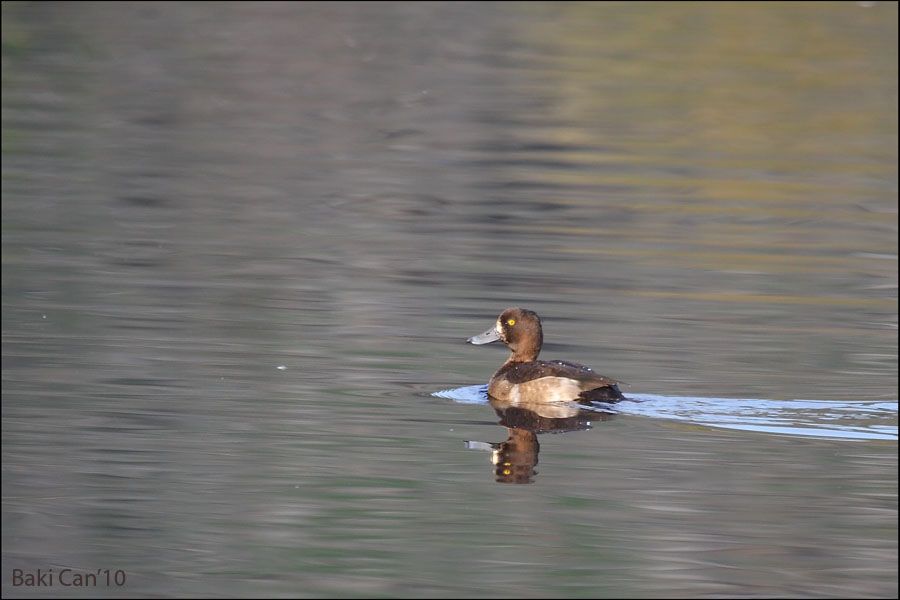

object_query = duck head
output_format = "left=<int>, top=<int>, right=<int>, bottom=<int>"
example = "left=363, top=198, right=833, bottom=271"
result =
left=467, top=307, right=543, bottom=362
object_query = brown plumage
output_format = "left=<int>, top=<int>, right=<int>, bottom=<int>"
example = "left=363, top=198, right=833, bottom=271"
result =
left=467, top=307, right=625, bottom=404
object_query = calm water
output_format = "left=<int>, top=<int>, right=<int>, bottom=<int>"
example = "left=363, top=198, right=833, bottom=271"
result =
left=2, top=2, right=897, bottom=598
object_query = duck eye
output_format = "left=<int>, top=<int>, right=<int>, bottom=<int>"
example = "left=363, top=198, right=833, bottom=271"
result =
left=507, top=319, right=516, bottom=326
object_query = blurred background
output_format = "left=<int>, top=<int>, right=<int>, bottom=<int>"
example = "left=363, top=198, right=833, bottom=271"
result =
left=2, top=1, right=897, bottom=597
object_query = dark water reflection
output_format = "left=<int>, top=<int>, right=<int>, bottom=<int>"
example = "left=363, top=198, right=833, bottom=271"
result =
left=467, top=396, right=615, bottom=485
left=2, top=2, right=897, bottom=598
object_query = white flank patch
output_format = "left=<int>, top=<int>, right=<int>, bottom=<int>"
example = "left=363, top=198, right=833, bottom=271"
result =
left=510, top=377, right=584, bottom=403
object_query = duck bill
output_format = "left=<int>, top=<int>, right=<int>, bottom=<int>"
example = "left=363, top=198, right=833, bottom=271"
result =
left=464, top=441, right=497, bottom=451
left=467, top=326, right=501, bottom=345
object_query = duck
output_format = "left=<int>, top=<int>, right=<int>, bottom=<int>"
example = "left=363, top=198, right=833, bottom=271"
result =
left=467, top=307, right=624, bottom=403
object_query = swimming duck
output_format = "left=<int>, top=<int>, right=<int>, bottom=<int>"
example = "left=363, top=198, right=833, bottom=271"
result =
left=467, top=307, right=624, bottom=403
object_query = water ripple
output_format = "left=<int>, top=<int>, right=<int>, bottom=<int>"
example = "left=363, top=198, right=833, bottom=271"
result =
left=433, top=386, right=898, bottom=441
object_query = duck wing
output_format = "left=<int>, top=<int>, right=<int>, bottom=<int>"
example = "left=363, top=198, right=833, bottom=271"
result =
left=501, top=360, right=621, bottom=389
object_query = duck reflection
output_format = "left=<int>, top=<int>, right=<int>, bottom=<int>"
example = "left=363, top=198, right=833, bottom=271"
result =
left=466, top=398, right=616, bottom=484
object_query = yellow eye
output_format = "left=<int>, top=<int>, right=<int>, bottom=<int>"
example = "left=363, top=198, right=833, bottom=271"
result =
left=507, top=319, right=516, bottom=326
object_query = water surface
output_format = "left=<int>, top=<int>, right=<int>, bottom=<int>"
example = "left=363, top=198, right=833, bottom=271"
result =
left=2, top=2, right=897, bottom=598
